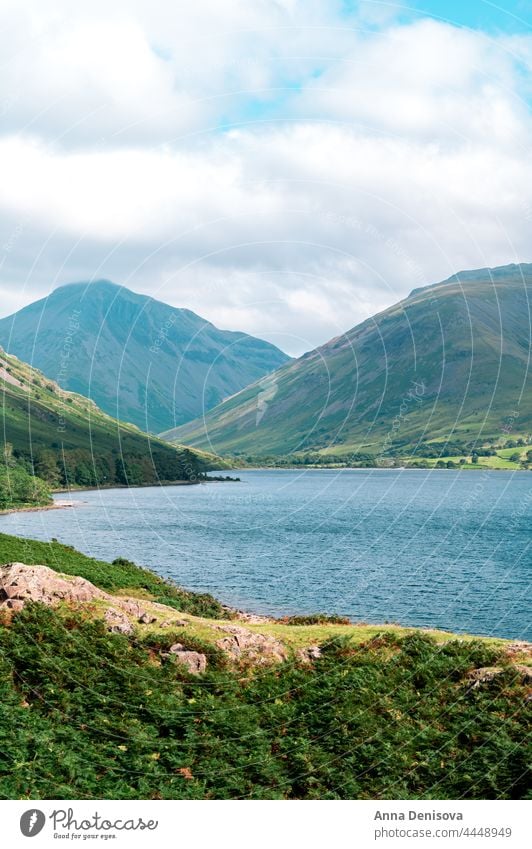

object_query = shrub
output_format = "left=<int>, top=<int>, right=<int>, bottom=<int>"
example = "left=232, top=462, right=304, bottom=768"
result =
left=0, top=604, right=528, bottom=800
left=280, top=613, right=351, bottom=626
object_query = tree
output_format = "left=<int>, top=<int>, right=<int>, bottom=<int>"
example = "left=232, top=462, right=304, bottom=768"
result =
left=34, top=449, right=61, bottom=486
left=2, top=442, right=15, bottom=469
left=0, top=466, right=52, bottom=508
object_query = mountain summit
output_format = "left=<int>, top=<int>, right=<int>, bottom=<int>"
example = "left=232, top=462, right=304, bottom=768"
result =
left=165, top=264, right=532, bottom=455
left=0, top=281, right=289, bottom=433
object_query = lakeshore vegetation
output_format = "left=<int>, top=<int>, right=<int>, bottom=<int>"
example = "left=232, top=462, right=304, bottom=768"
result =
left=0, top=532, right=530, bottom=801
left=0, top=346, right=228, bottom=510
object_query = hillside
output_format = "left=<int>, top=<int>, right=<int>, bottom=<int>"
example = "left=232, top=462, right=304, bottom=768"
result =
left=165, top=264, right=532, bottom=457
left=0, top=280, right=289, bottom=433
left=0, top=346, right=223, bottom=489
left=0, top=531, right=530, bottom=800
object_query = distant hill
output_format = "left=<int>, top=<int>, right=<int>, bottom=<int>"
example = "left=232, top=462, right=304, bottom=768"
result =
left=164, top=264, right=532, bottom=457
left=0, top=346, right=225, bottom=488
left=0, top=280, right=289, bottom=433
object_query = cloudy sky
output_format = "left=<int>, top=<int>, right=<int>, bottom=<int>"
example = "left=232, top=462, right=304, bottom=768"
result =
left=0, top=0, right=531, bottom=355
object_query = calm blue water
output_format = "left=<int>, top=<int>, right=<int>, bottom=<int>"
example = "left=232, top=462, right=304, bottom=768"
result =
left=1, top=470, right=530, bottom=639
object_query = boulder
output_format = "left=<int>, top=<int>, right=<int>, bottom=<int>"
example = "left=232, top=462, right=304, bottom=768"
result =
left=466, top=665, right=532, bottom=688
left=515, top=665, right=532, bottom=683
left=138, top=612, right=157, bottom=625
left=504, top=641, right=532, bottom=657
left=215, top=624, right=287, bottom=664
left=0, top=563, right=108, bottom=609
left=171, top=649, right=207, bottom=675
left=466, top=667, right=503, bottom=687
left=160, top=619, right=187, bottom=628
left=0, top=563, right=155, bottom=637
left=297, top=645, right=322, bottom=663
left=104, top=607, right=134, bottom=635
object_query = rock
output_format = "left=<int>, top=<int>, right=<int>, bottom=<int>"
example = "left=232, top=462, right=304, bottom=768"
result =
left=104, top=607, right=134, bottom=635
left=215, top=625, right=287, bottom=665
left=306, top=645, right=322, bottom=659
left=169, top=643, right=185, bottom=653
left=505, top=641, right=532, bottom=657
left=466, top=665, right=532, bottom=688
left=171, top=649, right=207, bottom=675
left=0, top=563, right=109, bottom=609
left=467, top=666, right=503, bottom=681
left=0, top=563, right=160, bottom=634
left=515, top=665, right=532, bottom=683
left=298, top=645, right=322, bottom=663
left=160, top=619, right=187, bottom=628
left=466, top=667, right=503, bottom=688
left=4, top=599, right=24, bottom=612
left=118, top=599, right=147, bottom=618
left=138, top=612, right=157, bottom=625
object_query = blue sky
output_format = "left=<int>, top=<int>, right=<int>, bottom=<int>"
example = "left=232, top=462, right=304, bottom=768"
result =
left=410, top=1, right=530, bottom=31
left=346, top=1, right=531, bottom=32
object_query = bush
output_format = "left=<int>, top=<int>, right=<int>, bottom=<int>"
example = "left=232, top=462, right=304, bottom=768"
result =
left=0, top=466, right=52, bottom=509
left=0, top=604, right=528, bottom=800
left=280, top=613, right=351, bottom=626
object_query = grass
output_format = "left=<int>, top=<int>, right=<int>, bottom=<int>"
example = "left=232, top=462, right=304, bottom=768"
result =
left=0, top=532, right=530, bottom=800
left=0, top=532, right=229, bottom=619
left=404, top=448, right=526, bottom=471
left=168, top=275, right=532, bottom=458
left=0, top=602, right=529, bottom=800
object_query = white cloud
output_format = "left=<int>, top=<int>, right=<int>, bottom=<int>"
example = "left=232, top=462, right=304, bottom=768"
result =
left=0, top=3, right=531, bottom=355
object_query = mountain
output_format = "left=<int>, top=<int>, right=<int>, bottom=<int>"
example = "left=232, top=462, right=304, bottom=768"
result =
left=0, top=345, right=224, bottom=488
left=163, top=264, right=532, bottom=457
left=0, top=280, right=289, bottom=433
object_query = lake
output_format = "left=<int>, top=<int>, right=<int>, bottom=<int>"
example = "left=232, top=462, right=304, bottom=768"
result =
left=1, top=469, right=530, bottom=639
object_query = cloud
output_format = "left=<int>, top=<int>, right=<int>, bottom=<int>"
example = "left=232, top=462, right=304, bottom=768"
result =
left=0, top=3, right=531, bottom=355
left=298, top=19, right=531, bottom=147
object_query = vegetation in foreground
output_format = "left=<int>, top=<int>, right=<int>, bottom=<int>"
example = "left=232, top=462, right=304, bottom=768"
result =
left=0, top=532, right=530, bottom=801
left=0, top=603, right=529, bottom=800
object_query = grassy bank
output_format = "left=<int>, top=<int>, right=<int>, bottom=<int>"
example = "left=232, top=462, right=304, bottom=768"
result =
left=0, top=532, right=530, bottom=800
left=0, top=532, right=228, bottom=619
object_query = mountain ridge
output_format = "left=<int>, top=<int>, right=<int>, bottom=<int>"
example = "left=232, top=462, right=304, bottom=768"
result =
left=0, top=344, right=226, bottom=489
left=0, top=280, right=289, bottom=433
left=164, top=263, right=532, bottom=456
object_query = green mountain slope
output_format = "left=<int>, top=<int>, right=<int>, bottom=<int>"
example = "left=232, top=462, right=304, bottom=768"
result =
left=0, top=280, right=289, bottom=433
left=164, top=264, right=532, bottom=457
left=0, top=346, right=223, bottom=487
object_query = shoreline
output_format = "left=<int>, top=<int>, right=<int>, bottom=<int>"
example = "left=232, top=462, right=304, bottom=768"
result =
left=53, top=476, right=239, bottom=495
left=0, top=499, right=77, bottom=516
left=0, top=477, right=240, bottom=516
left=241, top=465, right=529, bottom=472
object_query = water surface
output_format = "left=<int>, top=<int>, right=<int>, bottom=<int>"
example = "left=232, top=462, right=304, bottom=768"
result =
left=1, top=469, right=530, bottom=639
